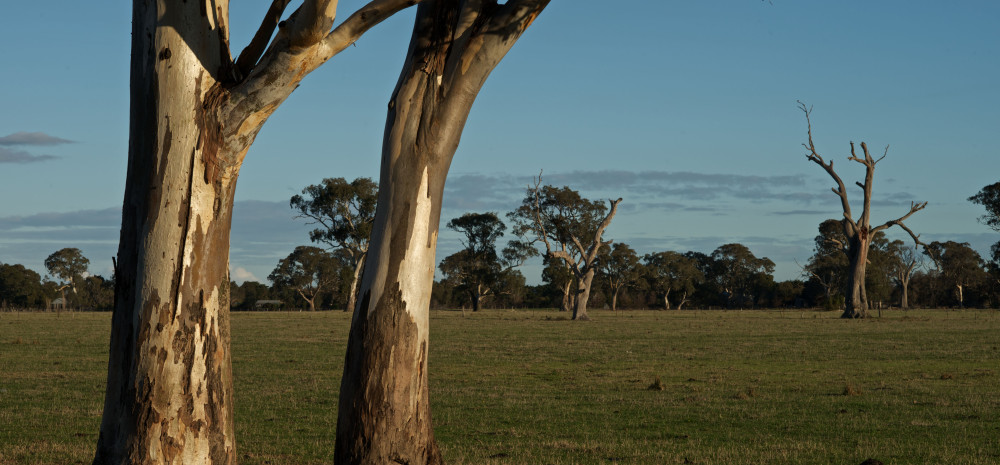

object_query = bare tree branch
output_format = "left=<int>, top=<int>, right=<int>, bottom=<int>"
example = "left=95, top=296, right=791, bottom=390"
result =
left=583, top=198, right=621, bottom=265
left=323, top=0, right=423, bottom=54
left=235, top=0, right=293, bottom=78
left=800, top=101, right=856, bottom=230
left=222, top=0, right=420, bottom=162
left=873, top=201, right=929, bottom=247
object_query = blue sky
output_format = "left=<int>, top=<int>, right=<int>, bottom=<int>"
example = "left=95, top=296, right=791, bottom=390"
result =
left=1, top=1, right=998, bottom=285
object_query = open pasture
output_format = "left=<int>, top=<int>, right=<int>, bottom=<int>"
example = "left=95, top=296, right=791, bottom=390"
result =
left=1, top=309, right=998, bottom=464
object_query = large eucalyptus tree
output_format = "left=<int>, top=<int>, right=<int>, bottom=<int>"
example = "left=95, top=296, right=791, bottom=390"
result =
left=95, top=1, right=418, bottom=463
left=799, top=102, right=926, bottom=318
left=291, top=177, right=378, bottom=312
left=509, top=180, right=622, bottom=321
left=334, top=2, right=550, bottom=463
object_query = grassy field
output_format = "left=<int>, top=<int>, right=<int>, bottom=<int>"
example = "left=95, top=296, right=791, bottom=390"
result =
left=1, top=309, right=998, bottom=464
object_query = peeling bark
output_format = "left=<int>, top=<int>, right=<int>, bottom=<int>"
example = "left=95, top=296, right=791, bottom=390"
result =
left=95, top=1, right=418, bottom=463
left=336, top=1, right=549, bottom=462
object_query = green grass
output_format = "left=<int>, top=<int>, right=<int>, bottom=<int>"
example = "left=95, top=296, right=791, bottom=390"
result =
left=1, top=309, right=999, bottom=464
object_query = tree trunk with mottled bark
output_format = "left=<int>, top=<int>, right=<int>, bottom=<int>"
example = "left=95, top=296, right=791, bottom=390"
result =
left=572, top=269, right=595, bottom=320
left=335, top=2, right=549, bottom=463
left=94, top=6, right=239, bottom=463
left=94, top=2, right=416, bottom=463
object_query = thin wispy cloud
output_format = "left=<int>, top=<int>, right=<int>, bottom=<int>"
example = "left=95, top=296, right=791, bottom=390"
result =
left=0, top=131, right=72, bottom=163
left=0, top=207, right=120, bottom=231
left=0, top=147, right=58, bottom=164
left=443, top=169, right=923, bottom=218
left=0, top=131, right=74, bottom=146
left=771, top=209, right=832, bottom=216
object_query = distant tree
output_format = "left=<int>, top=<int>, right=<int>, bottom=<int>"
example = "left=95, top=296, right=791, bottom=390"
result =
left=541, top=256, right=576, bottom=312
left=440, top=213, right=503, bottom=311
left=885, top=239, right=922, bottom=309
left=969, top=182, right=1000, bottom=232
left=439, top=212, right=534, bottom=311
left=236, top=281, right=274, bottom=310
left=493, top=269, right=528, bottom=309
left=44, top=248, right=89, bottom=311
left=710, top=243, right=775, bottom=308
left=771, top=280, right=805, bottom=308
left=924, top=241, right=987, bottom=308
left=268, top=246, right=341, bottom=312
left=865, top=233, right=894, bottom=310
left=510, top=179, right=622, bottom=320
left=0, top=263, right=46, bottom=308
left=803, top=219, right=850, bottom=309
left=643, top=251, right=703, bottom=310
left=599, top=243, right=642, bottom=311
left=76, top=275, right=115, bottom=311
left=799, top=102, right=926, bottom=318
left=291, top=177, right=378, bottom=312
left=970, top=182, right=1000, bottom=299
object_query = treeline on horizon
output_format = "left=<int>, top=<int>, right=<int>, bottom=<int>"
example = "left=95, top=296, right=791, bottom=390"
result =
left=4, top=177, right=1000, bottom=313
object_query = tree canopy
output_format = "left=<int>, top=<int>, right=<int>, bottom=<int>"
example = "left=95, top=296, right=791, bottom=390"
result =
left=969, top=182, right=1000, bottom=232
left=291, top=176, right=378, bottom=311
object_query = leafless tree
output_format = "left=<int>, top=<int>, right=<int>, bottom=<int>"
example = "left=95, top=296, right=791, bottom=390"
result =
left=799, top=101, right=926, bottom=318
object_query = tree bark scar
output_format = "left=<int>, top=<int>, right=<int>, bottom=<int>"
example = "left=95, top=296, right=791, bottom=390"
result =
left=194, top=77, right=230, bottom=189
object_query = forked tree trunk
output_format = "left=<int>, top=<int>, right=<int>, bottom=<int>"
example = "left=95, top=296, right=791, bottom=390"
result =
left=610, top=288, right=619, bottom=312
left=335, top=3, right=548, bottom=462
left=95, top=1, right=416, bottom=462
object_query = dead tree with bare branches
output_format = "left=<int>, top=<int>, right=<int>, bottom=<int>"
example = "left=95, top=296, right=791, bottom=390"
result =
left=799, top=102, right=926, bottom=318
